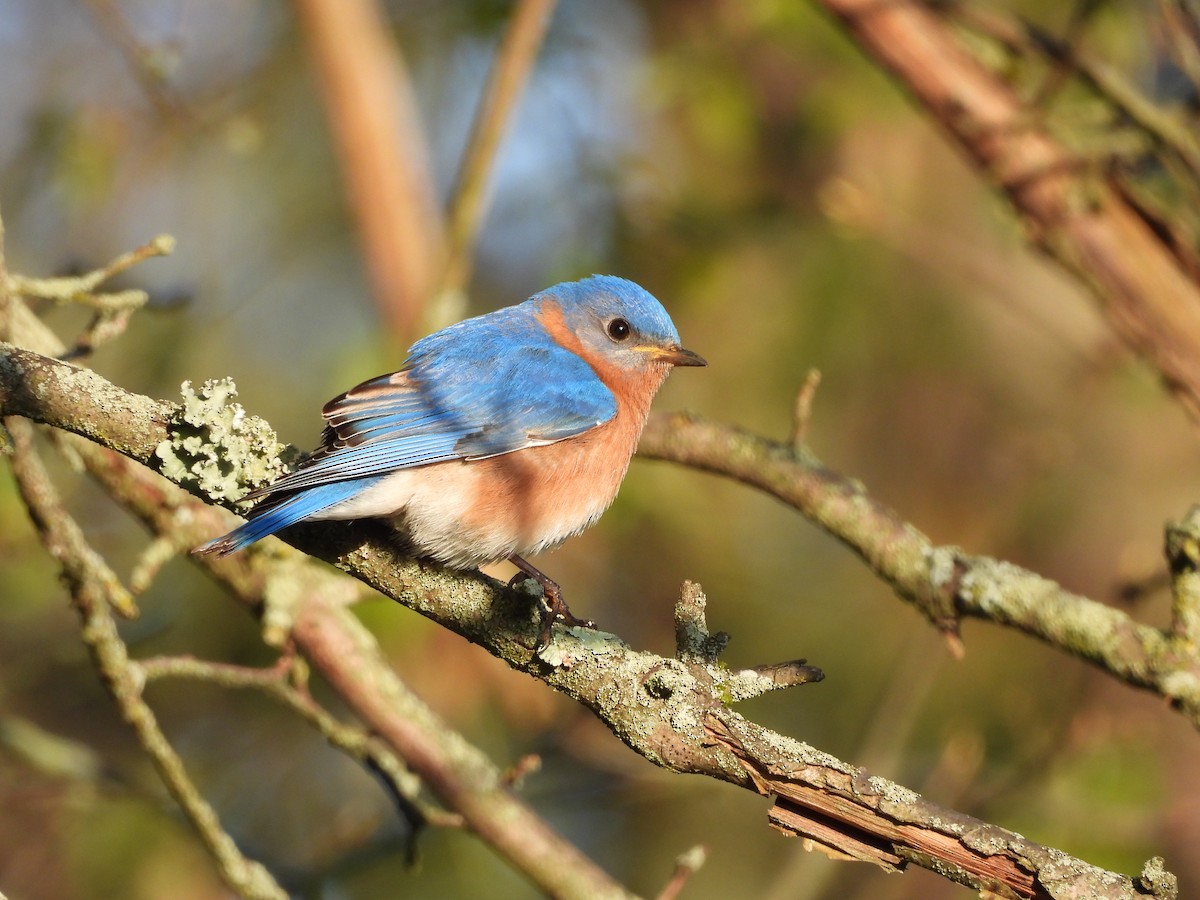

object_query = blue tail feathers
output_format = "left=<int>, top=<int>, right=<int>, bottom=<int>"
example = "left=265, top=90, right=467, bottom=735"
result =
left=194, top=478, right=384, bottom=557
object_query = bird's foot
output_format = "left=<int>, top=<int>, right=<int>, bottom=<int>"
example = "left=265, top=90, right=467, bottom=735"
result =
left=507, top=556, right=594, bottom=651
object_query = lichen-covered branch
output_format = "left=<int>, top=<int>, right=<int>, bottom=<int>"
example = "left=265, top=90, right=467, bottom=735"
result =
left=706, top=713, right=1175, bottom=900
left=76, top=433, right=634, bottom=900
left=4, top=233, right=174, bottom=356
left=1166, top=507, right=1200, bottom=646
left=638, top=412, right=1200, bottom=727
left=4, top=417, right=287, bottom=900
left=0, top=340, right=1173, bottom=898
left=4, top=306, right=634, bottom=900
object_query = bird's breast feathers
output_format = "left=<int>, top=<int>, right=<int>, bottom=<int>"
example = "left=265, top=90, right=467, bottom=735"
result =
left=311, top=411, right=644, bottom=567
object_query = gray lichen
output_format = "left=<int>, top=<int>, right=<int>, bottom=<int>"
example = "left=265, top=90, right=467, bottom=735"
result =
left=154, top=379, right=292, bottom=503
left=925, top=545, right=959, bottom=590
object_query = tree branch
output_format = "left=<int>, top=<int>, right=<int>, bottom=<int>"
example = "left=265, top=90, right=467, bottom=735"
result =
left=638, top=412, right=1200, bottom=727
left=441, top=0, right=559, bottom=297
left=707, top=713, right=1176, bottom=899
left=0, top=340, right=1174, bottom=898
left=4, top=298, right=634, bottom=898
left=813, top=0, right=1200, bottom=423
left=5, top=416, right=287, bottom=900
left=290, top=0, right=443, bottom=340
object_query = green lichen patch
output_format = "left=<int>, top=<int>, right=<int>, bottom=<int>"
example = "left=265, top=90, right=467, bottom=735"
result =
left=155, top=378, right=293, bottom=502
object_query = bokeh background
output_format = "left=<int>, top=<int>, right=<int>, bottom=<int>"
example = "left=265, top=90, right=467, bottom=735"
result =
left=2, top=1, right=1199, bottom=898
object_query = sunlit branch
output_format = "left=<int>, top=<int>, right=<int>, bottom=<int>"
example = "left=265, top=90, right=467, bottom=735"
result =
left=0, top=335, right=1168, bottom=899
left=639, top=410, right=1200, bottom=727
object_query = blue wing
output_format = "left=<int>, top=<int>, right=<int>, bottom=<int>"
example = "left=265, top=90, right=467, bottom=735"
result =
left=194, top=304, right=617, bottom=556
left=252, top=306, right=616, bottom=497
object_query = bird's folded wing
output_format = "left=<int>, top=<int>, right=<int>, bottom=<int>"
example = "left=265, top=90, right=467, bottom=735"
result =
left=249, top=329, right=616, bottom=497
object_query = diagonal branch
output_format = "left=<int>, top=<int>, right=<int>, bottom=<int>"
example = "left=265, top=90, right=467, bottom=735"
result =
left=4, top=301, right=634, bottom=899
left=76, top=432, right=634, bottom=899
left=813, top=0, right=1200, bottom=423
left=0, top=339, right=1174, bottom=898
left=441, top=0, right=559, bottom=296
left=638, top=411, right=1200, bottom=727
left=291, top=0, right=443, bottom=340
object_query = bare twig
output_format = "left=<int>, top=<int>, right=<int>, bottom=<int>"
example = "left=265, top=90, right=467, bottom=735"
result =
left=789, top=368, right=822, bottom=449
left=500, top=753, right=542, bottom=789
left=82, top=0, right=190, bottom=122
left=6, top=234, right=175, bottom=303
left=654, top=844, right=707, bottom=900
left=815, top=0, right=1200, bottom=424
left=291, top=0, right=443, bottom=341
left=5, top=417, right=286, bottom=900
left=5, top=233, right=174, bottom=357
left=441, top=0, right=559, bottom=297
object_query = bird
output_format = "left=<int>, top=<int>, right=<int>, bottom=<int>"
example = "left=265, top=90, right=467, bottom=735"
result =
left=195, top=275, right=705, bottom=647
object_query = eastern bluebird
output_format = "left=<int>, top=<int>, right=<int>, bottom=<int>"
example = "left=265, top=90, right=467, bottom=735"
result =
left=196, top=275, right=705, bottom=646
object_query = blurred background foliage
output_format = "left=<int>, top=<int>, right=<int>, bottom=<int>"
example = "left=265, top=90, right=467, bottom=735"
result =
left=2, top=1, right=1199, bottom=898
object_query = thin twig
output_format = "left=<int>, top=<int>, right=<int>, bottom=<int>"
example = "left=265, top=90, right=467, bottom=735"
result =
left=6, top=234, right=174, bottom=357
left=6, top=234, right=174, bottom=303
left=139, top=653, right=463, bottom=830
left=790, top=368, right=822, bottom=449
left=5, top=417, right=286, bottom=900
left=82, top=0, right=190, bottom=123
left=655, top=844, right=707, bottom=900
left=440, top=0, right=559, bottom=298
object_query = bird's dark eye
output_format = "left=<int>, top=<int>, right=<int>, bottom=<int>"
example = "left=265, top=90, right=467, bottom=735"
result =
left=607, top=318, right=632, bottom=341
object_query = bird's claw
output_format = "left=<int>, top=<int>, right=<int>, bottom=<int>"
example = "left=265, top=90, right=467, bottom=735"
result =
left=535, top=606, right=596, bottom=652
left=509, top=572, right=594, bottom=652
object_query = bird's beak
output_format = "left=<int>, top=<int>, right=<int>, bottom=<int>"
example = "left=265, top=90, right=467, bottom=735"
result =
left=647, top=345, right=707, bottom=367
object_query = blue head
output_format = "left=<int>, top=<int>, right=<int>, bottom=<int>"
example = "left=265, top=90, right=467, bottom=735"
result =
left=536, top=276, right=705, bottom=373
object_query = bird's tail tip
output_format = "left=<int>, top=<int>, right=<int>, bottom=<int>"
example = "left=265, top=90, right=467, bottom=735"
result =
left=192, top=533, right=245, bottom=558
